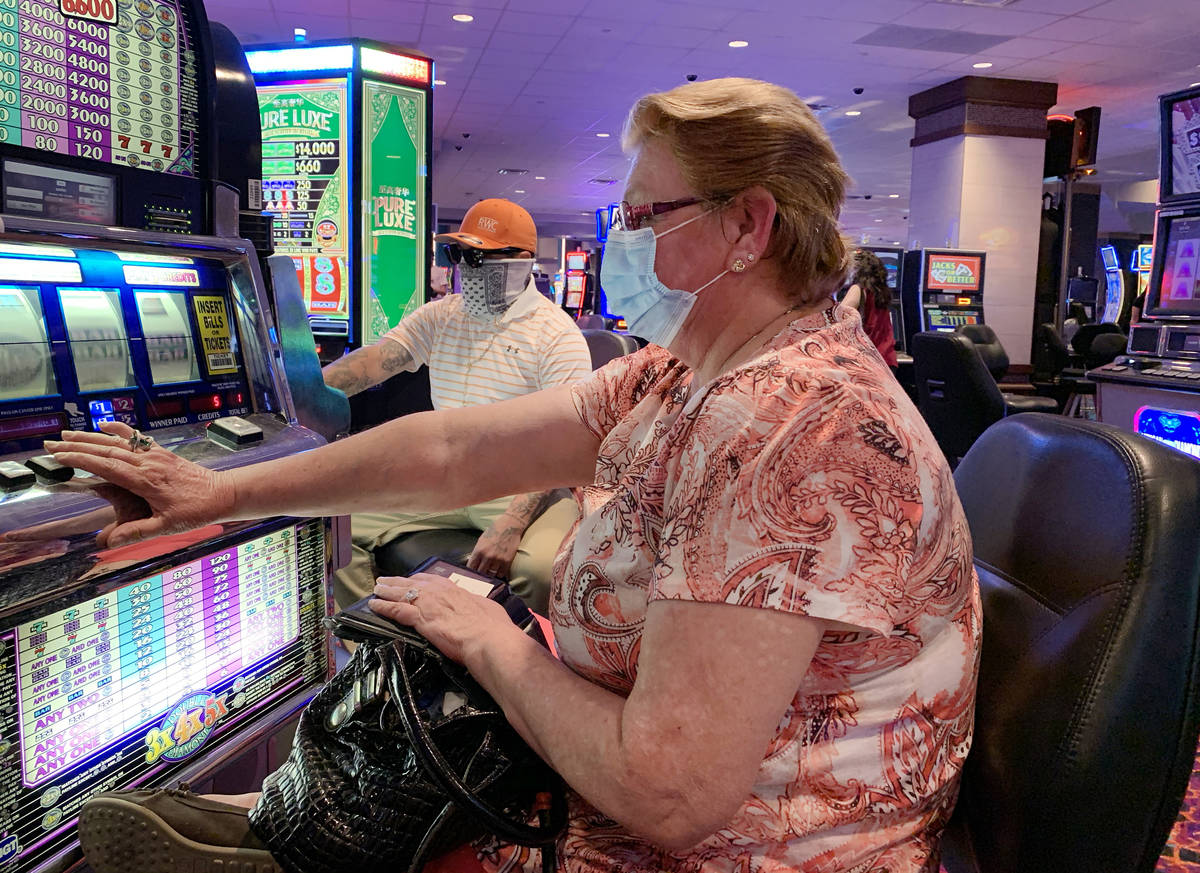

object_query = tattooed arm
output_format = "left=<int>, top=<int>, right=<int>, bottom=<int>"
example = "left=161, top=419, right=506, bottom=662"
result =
left=466, top=489, right=559, bottom=579
left=321, top=340, right=416, bottom=397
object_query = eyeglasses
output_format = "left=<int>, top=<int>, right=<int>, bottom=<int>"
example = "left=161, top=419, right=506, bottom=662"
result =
left=613, top=197, right=706, bottom=232
left=442, top=244, right=523, bottom=268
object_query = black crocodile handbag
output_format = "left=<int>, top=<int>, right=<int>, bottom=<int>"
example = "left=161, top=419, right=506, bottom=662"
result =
left=247, top=587, right=567, bottom=873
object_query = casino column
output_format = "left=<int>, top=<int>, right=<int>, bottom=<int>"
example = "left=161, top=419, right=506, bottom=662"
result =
left=907, top=76, right=1058, bottom=365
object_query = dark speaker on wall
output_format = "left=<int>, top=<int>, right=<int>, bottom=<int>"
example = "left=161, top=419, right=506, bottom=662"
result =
left=1045, top=118, right=1074, bottom=178
left=1071, top=106, right=1102, bottom=168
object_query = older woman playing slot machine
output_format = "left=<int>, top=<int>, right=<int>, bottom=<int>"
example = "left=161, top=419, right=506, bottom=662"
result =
left=39, top=77, right=979, bottom=873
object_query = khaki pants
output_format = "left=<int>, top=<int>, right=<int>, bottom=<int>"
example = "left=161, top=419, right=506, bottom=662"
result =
left=332, top=494, right=578, bottom=616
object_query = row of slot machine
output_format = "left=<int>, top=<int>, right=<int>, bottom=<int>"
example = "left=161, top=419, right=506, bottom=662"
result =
left=590, top=203, right=989, bottom=345
left=1091, top=84, right=1200, bottom=458
left=0, top=1, right=376, bottom=872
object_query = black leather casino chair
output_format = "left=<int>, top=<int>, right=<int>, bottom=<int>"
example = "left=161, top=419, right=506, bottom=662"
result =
left=943, top=414, right=1200, bottom=873
left=911, top=331, right=1055, bottom=466
left=956, top=324, right=1010, bottom=382
left=582, top=329, right=641, bottom=370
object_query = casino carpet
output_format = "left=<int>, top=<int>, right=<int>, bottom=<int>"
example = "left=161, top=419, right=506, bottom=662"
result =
left=1158, top=739, right=1200, bottom=871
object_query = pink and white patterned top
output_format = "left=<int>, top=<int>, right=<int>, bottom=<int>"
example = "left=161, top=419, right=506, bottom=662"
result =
left=491, top=304, right=981, bottom=873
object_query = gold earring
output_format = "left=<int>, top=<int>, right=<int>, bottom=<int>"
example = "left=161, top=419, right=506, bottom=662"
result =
left=732, top=258, right=747, bottom=273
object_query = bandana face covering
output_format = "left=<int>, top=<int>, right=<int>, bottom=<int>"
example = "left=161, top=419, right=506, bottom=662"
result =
left=459, top=259, right=534, bottom=318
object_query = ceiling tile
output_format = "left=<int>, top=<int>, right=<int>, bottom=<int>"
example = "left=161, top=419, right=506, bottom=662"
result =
left=1026, top=14, right=1127, bottom=41
left=495, top=10, right=577, bottom=37
left=987, top=35, right=1076, bottom=58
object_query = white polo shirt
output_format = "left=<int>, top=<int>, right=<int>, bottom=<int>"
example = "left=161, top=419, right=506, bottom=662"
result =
left=382, top=279, right=592, bottom=409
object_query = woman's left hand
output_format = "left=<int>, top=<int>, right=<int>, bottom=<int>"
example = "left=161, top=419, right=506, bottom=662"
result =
left=369, top=573, right=522, bottom=665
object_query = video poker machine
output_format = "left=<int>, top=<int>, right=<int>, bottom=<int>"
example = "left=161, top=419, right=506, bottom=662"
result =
left=247, top=39, right=433, bottom=362
left=0, top=0, right=350, bottom=869
left=900, top=248, right=986, bottom=350
left=1091, top=85, right=1200, bottom=459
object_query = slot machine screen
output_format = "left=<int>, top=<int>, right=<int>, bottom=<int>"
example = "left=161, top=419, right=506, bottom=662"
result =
left=1166, top=92, right=1200, bottom=199
left=566, top=252, right=586, bottom=271
left=565, top=274, right=584, bottom=308
left=0, top=519, right=327, bottom=873
left=2, top=161, right=115, bottom=226
left=1, top=0, right=203, bottom=176
left=871, top=249, right=902, bottom=290
left=258, top=80, right=351, bottom=328
left=1148, top=213, right=1200, bottom=317
left=1134, top=406, right=1200, bottom=458
left=1101, top=245, right=1119, bottom=271
left=925, top=308, right=979, bottom=330
left=925, top=254, right=982, bottom=292
left=134, top=290, right=199, bottom=384
left=0, top=287, right=56, bottom=402
left=58, top=287, right=134, bottom=393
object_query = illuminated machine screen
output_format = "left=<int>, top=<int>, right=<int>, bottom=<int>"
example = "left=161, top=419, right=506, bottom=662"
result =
left=565, top=274, right=584, bottom=309
left=1167, top=93, right=1200, bottom=198
left=1136, top=244, right=1154, bottom=273
left=362, top=77, right=427, bottom=344
left=1101, top=245, right=1119, bottom=271
left=1135, top=406, right=1200, bottom=458
left=1, top=0, right=202, bottom=175
left=926, top=307, right=980, bottom=329
left=0, top=520, right=326, bottom=873
left=2, top=160, right=115, bottom=225
left=258, top=80, right=350, bottom=330
left=925, top=253, right=982, bottom=292
left=566, top=252, right=586, bottom=271
left=0, top=286, right=56, bottom=402
left=1149, top=214, right=1200, bottom=316
left=873, top=250, right=901, bottom=291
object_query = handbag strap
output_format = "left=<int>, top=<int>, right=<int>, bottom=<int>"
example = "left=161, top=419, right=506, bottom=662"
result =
left=390, top=641, right=568, bottom=848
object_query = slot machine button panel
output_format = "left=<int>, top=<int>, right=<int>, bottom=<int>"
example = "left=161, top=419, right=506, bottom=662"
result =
left=23, top=455, right=74, bottom=484
left=206, top=416, right=264, bottom=448
left=0, top=461, right=35, bottom=492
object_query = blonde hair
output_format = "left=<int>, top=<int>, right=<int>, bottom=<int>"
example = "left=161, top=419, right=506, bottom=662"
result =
left=623, top=78, right=850, bottom=304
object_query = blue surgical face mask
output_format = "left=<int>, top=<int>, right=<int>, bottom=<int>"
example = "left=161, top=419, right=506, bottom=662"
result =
left=600, top=210, right=728, bottom=348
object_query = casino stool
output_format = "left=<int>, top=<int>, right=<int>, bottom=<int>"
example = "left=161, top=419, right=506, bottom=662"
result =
left=373, top=528, right=480, bottom=577
left=956, top=324, right=1058, bottom=415
left=911, top=331, right=1055, bottom=467
left=941, top=414, right=1200, bottom=873
left=582, top=329, right=640, bottom=370
left=575, top=313, right=607, bottom=330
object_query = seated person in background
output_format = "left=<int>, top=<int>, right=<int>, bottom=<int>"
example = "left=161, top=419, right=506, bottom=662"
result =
left=840, top=248, right=898, bottom=369
left=321, top=198, right=591, bottom=614
left=50, top=77, right=979, bottom=873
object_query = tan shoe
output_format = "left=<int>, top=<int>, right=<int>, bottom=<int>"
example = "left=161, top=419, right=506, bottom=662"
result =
left=78, top=789, right=281, bottom=873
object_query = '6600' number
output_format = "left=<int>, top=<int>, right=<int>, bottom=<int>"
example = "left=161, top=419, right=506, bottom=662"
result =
left=59, top=0, right=116, bottom=25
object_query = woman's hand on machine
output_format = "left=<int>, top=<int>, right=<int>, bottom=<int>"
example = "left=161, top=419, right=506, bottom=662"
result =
left=42, top=421, right=233, bottom=548
left=369, top=573, right=524, bottom=666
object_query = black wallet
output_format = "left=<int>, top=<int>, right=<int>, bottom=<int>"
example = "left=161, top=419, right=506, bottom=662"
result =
left=324, top=557, right=544, bottom=651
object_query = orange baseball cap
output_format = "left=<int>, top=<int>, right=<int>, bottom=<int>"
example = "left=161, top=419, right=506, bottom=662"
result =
left=436, top=198, right=537, bottom=253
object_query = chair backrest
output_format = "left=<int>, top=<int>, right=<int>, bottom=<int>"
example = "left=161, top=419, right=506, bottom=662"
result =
left=957, top=323, right=1010, bottom=382
left=1032, top=322, right=1071, bottom=381
left=1085, top=331, right=1129, bottom=369
left=944, top=415, right=1200, bottom=873
left=911, top=331, right=1006, bottom=464
left=575, top=313, right=607, bottom=330
left=582, top=329, right=637, bottom=370
left=1070, top=322, right=1123, bottom=357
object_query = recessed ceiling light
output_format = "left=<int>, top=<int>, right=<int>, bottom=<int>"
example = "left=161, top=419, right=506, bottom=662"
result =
left=534, top=176, right=546, bottom=180
left=888, top=193, right=900, bottom=198
left=874, top=218, right=883, bottom=222
left=514, top=189, right=525, bottom=193
left=845, top=110, right=861, bottom=117
left=728, top=39, right=748, bottom=48
left=433, top=79, right=446, bottom=86
left=451, top=13, right=474, bottom=22
left=973, top=62, right=993, bottom=69
left=596, top=132, right=610, bottom=137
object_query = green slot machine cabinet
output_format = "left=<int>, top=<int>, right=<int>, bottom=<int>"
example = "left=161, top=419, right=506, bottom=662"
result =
left=246, top=39, right=433, bottom=360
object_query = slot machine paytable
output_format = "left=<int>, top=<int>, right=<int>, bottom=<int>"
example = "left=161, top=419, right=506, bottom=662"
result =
left=0, top=0, right=349, bottom=869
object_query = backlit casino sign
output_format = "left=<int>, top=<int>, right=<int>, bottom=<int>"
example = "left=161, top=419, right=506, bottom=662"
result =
left=1, top=0, right=202, bottom=176
left=926, top=255, right=982, bottom=291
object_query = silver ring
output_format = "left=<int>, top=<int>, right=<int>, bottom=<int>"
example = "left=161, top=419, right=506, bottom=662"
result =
left=128, top=430, right=155, bottom=453
left=402, top=588, right=420, bottom=603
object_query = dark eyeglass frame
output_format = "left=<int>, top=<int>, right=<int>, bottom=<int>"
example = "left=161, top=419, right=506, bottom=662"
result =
left=614, top=197, right=706, bottom=232
left=442, top=244, right=523, bottom=268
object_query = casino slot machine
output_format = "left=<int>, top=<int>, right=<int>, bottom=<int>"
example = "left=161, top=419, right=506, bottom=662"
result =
left=900, top=247, right=987, bottom=350
left=858, top=244, right=906, bottom=353
left=1092, top=84, right=1200, bottom=459
left=1133, top=242, right=1154, bottom=304
left=1098, top=244, right=1126, bottom=324
left=0, top=0, right=350, bottom=870
left=246, top=39, right=433, bottom=363
left=563, top=249, right=589, bottom=316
